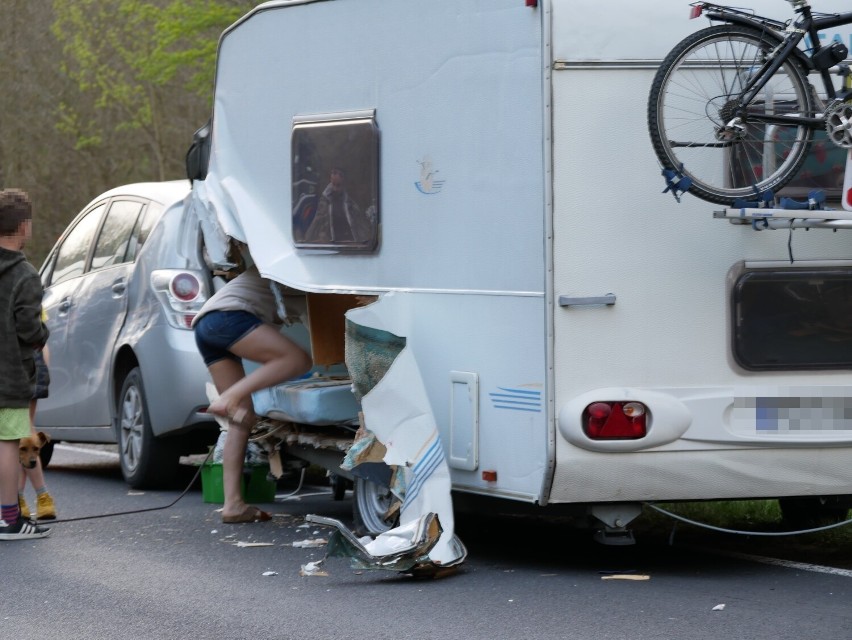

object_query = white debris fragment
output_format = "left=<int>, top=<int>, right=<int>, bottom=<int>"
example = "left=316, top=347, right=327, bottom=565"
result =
left=234, top=541, right=275, bottom=547
left=262, top=571, right=278, bottom=577
left=127, top=491, right=145, bottom=496
left=365, top=534, right=413, bottom=555
left=300, top=561, right=328, bottom=577
left=712, top=604, right=726, bottom=611
left=292, top=538, right=328, bottom=548
left=211, top=529, right=218, bottom=535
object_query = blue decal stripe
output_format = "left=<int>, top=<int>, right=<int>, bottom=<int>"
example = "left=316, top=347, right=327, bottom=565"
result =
left=496, top=387, right=541, bottom=396
left=493, top=404, right=542, bottom=413
left=404, top=456, right=443, bottom=508
left=490, top=399, right=541, bottom=407
left=403, top=443, right=444, bottom=508
left=488, top=393, right=541, bottom=400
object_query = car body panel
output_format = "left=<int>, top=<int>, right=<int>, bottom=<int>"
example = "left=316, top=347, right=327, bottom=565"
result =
left=35, top=181, right=216, bottom=444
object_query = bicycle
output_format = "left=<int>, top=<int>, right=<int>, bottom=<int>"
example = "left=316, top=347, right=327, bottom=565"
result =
left=648, top=1, right=852, bottom=205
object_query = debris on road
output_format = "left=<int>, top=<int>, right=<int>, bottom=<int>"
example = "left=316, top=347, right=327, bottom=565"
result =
left=292, top=538, right=327, bottom=548
left=300, top=561, right=328, bottom=577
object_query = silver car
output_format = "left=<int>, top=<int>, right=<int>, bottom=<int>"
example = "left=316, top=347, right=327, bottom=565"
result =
left=35, top=181, right=217, bottom=488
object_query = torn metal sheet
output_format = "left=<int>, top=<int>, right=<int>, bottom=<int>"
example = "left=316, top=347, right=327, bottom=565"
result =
left=305, top=512, right=464, bottom=574
left=343, top=294, right=466, bottom=567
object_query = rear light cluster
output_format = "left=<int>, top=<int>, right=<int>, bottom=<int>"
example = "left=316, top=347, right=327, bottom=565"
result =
left=583, top=401, right=648, bottom=439
left=151, top=269, right=209, bottom=329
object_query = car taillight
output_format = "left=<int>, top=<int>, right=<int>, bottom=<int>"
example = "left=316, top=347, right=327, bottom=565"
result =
left=170, top=273, right=200, bottom=302
left=151, top=269, right=209, bottom=330
left=583, top=401, right=648, bottom=439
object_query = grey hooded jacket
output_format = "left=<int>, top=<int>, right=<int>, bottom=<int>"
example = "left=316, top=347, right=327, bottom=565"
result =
left=0, top=246, right=49, bottom=407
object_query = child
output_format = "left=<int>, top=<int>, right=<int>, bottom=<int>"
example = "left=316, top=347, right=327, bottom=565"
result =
left=0, top=188, right=51, bottom=540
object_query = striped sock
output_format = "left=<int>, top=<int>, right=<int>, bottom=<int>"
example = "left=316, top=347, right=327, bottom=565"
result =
left=35, top=487, right=48, bottom=495
left=1, top=503, right=19, bottom=523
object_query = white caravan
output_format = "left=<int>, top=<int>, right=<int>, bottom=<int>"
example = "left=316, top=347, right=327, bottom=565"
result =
left=189, top=0, right=852, bottom=538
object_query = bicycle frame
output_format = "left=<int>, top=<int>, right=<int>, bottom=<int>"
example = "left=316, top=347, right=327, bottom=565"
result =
left=695, top=1, right=852, bottom=128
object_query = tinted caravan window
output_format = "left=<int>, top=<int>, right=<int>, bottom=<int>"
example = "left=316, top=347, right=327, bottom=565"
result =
left=291, top=111, right=379, bottom=252
left=733, top=268, right=852, bottom=370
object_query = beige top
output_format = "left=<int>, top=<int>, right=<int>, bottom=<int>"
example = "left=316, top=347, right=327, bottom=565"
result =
left=193, top=265, right=280, bottom=326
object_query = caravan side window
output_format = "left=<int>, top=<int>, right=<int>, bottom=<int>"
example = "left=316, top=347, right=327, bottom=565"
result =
left=733, top=268, right=852, bottom=370
left=291, top=112, right=379, bottom=252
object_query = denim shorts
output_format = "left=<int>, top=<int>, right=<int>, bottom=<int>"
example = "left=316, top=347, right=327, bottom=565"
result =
left=194, top=310, right=263, bottom=365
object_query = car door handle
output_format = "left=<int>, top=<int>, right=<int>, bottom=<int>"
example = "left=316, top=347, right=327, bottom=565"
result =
left=58, top=298, right=73, bottom=313
left=111, top=280, right=127, bottom=296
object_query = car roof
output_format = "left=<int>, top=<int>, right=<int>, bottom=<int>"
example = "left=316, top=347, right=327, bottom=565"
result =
left=86, top=180, right=191, bottom=209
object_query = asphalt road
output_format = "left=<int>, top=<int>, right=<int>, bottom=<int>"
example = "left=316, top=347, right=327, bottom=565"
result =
left=2, top=445, right=851, bottom=640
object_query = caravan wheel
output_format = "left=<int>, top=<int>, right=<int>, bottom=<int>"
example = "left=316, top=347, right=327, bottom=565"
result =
left=352, top=476, right=399, bottom=536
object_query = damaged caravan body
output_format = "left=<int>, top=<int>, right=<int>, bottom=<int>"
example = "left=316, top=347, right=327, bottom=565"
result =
left=189, top=0, right=852, bottom=546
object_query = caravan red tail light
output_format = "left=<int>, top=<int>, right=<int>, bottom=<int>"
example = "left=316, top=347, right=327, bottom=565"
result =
left=583, top=401, right=647, bottom=439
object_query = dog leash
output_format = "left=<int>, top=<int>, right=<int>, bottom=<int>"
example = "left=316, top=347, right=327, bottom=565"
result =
left=44, top=447, right=214, bottom=525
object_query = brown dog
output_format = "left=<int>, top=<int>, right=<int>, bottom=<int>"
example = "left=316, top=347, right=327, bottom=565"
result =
left=19, top=432, right=49, bottom=469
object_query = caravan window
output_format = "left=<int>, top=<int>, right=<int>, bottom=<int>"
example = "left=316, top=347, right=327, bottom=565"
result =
left=291, top=113, right=379, bottom=252
left=733, top=268, right=852, bottom=370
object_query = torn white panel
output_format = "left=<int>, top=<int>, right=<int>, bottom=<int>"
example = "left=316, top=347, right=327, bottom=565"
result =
left=347, top=293, right=464, bottom=566
left=190, top=181, right=233, bottom=271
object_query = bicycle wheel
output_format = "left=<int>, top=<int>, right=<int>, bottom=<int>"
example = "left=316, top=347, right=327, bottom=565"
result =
left=649, top=25, right=815, bottom=205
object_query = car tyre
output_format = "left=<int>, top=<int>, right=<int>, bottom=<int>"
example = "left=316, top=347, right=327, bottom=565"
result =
left=116, top=367, right=179, bottom=489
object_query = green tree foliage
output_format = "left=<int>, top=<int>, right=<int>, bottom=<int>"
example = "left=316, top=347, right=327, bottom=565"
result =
left=52, top=0, right=251, bottom=182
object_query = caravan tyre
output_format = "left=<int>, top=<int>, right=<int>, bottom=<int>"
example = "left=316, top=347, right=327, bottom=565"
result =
left=352, top=476, right=399, bottom=536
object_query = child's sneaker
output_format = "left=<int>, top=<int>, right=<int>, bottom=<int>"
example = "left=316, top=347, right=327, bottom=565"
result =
left=0, top=516, right=50, bottom=540
left=36, top=492, right=56, bottom=520
left=18, top=495, right=30, bottom=519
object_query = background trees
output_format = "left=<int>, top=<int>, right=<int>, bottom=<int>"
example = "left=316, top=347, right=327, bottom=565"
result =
left=0, top=0, right=254, bottom=265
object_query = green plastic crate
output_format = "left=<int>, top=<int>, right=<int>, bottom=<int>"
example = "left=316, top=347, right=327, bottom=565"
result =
left=201, top=463, right=276, bottom=504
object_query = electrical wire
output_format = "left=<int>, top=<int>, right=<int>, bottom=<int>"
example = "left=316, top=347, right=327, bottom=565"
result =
left=644, top=501, right=852, bottom=537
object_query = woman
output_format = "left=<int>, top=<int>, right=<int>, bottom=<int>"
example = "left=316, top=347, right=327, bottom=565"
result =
left=193, top=264, right=311, bottom=523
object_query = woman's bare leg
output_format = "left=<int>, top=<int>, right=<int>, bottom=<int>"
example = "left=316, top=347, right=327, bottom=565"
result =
left=206, top=357, right=253, bottom=518
left=206, top=325, right=310, bottom=519
left=208, top=324, right=312, bottom=419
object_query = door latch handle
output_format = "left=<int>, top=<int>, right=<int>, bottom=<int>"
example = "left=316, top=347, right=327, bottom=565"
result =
left=558, top=294, right=616, bottom=307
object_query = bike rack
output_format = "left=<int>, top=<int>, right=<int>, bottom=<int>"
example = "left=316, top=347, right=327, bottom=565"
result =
left=715, top=149, right=852, bottom=230
left=714, top=207, right=852, bottom=230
